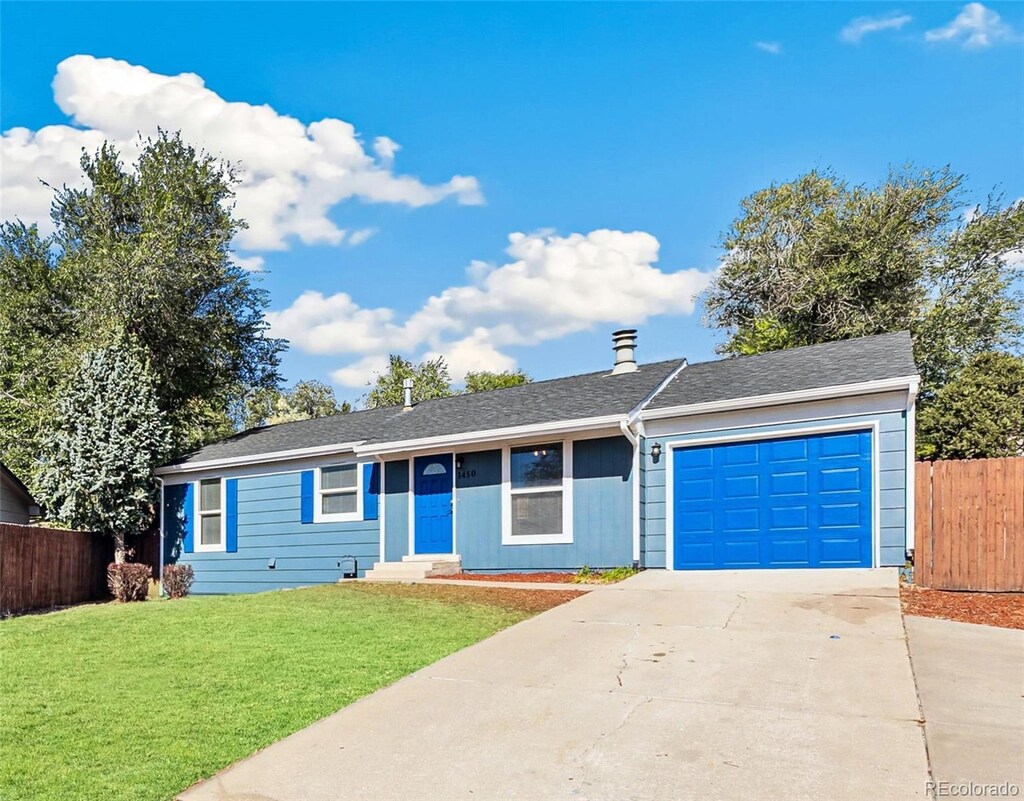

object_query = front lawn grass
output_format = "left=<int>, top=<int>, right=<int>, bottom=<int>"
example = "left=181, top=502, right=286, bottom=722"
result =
left=0, top=582, right=566, bottom=801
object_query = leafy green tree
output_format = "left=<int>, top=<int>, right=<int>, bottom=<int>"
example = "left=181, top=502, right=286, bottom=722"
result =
left=0, top=132, right=286, bottom=485
left=464, top=370, right=531, bottom=393
left=364, top=355, right=454, bottom=408
left=703, top=168, right=1023, bottom=398
left=36, top=339, right=170, bottom=563
left=244, top=380, right=351, bottom=428
left=917, top=351, right=1024, bottom=460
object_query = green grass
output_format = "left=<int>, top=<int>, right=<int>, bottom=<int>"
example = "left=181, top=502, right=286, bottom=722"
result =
left=571, top=565, right=639, bottom=584
left=0, top=584, right=532, bottom=801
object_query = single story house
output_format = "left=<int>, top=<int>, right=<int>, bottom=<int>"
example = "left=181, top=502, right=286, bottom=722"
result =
left=156, top=330, right=919, bottom=593
left=0, top=463, right=39, bottom=524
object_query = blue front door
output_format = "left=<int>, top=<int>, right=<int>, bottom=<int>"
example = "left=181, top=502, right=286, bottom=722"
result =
left=673, top=430, right=873, bottom=570
left=414, top=454, right=454, bottom=554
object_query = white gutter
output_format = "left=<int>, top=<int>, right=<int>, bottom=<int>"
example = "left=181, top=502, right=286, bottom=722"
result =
left=356, top=414, right=626, bottom=457
left=638, top=375, right=921, bottom=422
left=154, top=441, right=364, bottom=476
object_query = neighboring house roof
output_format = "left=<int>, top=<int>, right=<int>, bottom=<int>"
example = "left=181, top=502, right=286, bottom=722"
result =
left=160, top=331, right=918, bottom=472
left=0, top=462, right=36, bottom=504
left=645, top=331, right=918, bottom=411
left=163, top=359, right=683, bottom=468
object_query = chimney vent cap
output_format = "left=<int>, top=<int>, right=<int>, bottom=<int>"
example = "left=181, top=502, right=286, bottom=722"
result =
left=612, top=329, right=638, bottom=374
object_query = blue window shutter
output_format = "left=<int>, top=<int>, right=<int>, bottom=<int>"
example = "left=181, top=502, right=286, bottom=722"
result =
left=363, top=463, right=380, bottom=520
left=182, top=482, right=195, bottom=554
left=225, top=479, right=239, bottom=553
left=300, top=470, right=315, bottom=523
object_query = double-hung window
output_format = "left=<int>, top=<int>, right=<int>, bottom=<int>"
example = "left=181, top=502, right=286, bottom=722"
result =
left=502, top=441, right=572, bottom=545
left=315, top=463, right=362, bottom=522
left=195, top=478, right=224, bottom=551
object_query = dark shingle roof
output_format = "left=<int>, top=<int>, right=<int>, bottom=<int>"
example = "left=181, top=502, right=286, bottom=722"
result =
left=646, top=331, right=917, bottom=410
left=165, top=359, right=682, bottom=467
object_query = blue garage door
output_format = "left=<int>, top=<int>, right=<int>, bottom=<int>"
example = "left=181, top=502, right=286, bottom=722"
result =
left=673, top=430, right=873, bottom=570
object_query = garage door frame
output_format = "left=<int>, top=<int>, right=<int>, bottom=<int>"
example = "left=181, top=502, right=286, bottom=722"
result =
left=664, top=420, right=881, bottom=571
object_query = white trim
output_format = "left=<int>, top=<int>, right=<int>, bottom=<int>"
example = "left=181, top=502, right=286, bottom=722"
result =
left=158, top=478, right=165, bottom=591
left=377, top=456, right=386, bottom=565
left=664, top=421, right=881, bottom=572
left=192, top=477, right=227, bottom=553
left=640, top=376, right=920, bottom=422
left=501, top=439, right=574, bottom=546
left=155, top=441, right=363, bottom=475
left=358, top=415, right=624, bottom=457
left=905, top=380, right=919, bottom=553
left=313, top=461, right=363, bottom=524
left=409, top=453, right=456, bottom=555
left=619, top=420, right=642, bottom=563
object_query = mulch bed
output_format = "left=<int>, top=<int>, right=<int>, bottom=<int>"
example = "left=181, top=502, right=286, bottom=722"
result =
left=427, top=571, right=576, bottom=584
left=350, top=581, right=584, bottom=614
left=901, top=585, right=1024, bottom=630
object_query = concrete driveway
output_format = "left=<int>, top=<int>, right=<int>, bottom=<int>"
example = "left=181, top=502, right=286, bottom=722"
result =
left=905, top=615, right=1024, bottom=792
left=181, top=569, right=929, bottom=801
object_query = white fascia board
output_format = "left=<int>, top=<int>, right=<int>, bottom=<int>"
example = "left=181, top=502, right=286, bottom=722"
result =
left=638, top=375, right=920, bottom=422
left=153, top=441, right=363, bottom=476
left=357, top=415, right=626, bottom=457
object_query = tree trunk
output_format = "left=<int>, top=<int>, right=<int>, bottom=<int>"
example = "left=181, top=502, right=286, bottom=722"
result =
left=114, top=532, right=126, bottom=564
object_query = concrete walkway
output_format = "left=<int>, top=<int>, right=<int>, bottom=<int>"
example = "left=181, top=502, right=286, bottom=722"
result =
left=905, top=615, right=1024, bottom=792
left=180, top=569, right=929, bottom=801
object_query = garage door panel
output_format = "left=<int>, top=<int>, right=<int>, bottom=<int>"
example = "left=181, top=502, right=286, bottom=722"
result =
left=673, top=430, right=873, bottom=570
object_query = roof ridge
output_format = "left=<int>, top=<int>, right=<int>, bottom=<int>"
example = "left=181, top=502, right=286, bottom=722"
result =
left=686, top=331, right=910, bottom=368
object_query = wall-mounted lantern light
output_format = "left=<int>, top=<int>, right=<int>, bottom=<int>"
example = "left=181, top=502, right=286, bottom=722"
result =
left=455, top=455, right=464, bottom=470
left=650, top=442, right=663, bottom=463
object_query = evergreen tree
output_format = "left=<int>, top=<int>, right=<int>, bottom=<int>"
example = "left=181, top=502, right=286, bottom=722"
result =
left=37, top=339, right=170, bottom=563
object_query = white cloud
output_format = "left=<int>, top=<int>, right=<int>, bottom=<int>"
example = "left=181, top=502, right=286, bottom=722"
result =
left=754, top=41, right=782, bottom=55
left=269, top=229, right=715, bottom=387
left=925, top=3, right=1017, bottom=49
left=1, top=55, right=483, bottom=264
left=231, top=254, right=266, bottom=272
left=840, top=11, right=913, bottom=43
left=347, top=228, right=376, bottom=246
left=1002, top=248, right=1024, bottom=270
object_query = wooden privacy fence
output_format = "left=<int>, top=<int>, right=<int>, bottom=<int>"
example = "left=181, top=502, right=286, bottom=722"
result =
left=0, top=524, right=113, bottom=615
left=915, top=457, right=1024, bottom=592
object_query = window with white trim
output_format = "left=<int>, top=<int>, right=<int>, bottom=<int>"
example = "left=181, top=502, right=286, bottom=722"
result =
left=315, top=463, right=362, bottom=522
left=503, top=441, right=572, bottom=545
left=196, top=478, right=224, bottom=550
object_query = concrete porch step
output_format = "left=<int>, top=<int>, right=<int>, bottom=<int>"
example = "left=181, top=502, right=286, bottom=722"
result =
left=363, top=556, right=461, bottom=582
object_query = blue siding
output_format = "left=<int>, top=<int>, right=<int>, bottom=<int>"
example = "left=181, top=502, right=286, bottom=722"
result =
left=163, top=470, right=381, bottom=594
left=457, top=437, right=634, bottom=571
left=384, top=460, right=410, bottom=563
left=641, top=409, right=909, bottom=568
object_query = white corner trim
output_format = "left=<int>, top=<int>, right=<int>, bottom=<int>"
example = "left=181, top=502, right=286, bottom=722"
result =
left=312, top=461, right=364, bottom=524
left=663, top=420, right=882, bottom=571
left=500, top=439, right=574, bottom=546
left=155, top=441, right=364, bottom=476
left=357, top=415, right=624, bottom=458
left=377, top=456, right=386, bottom=565
left=158, top=477, right=165, bottom=589
left=639, top=375, right=921, bottom=422
left=905, top=381, right=919, bottom=553
left=192, top=477, right=227, bottom=553
left=619, top=420, right=642, bottom=563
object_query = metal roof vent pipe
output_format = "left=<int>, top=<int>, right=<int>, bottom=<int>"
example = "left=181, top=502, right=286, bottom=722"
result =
left=612, top=329, right=638, bottom=374
left=402, top=378, right=414, bottom=410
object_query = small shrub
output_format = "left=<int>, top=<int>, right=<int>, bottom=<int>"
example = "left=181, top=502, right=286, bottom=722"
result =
left=571, top=565, right=594, bottom=584
left=162, top=564, right=195, bottom=599
left=572, top=565, right=639, bottom=584
left=107, top=563, right=151, bottom=602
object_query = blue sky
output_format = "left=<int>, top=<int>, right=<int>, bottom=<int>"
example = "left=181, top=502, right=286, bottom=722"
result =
left=2, top=2, right=1022, bottom=403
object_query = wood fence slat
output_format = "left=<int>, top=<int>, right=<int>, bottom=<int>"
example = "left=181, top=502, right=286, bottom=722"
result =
left=0, top=524, right=112, bottom=616
left=914, top=456, right=1024, bottom=592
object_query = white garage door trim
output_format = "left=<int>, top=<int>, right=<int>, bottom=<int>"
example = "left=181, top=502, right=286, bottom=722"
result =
left=664, top=420, right=882, bottom=571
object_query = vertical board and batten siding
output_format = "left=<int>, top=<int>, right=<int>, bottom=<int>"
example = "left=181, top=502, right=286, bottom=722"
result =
left=163, top=470, right=380, bottom=594
left=915, top=457, right=1024, bottom=592
left=383, top=460, right=410, bottom=563
left=456, top=436, right=634, bottom=571
left=641, top=408, right=910, bottom=568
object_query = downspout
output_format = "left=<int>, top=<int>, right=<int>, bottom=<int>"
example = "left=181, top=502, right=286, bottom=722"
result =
left=620, top=358, right=689, bottom=568
left=905, top=378, right=920, bottom=561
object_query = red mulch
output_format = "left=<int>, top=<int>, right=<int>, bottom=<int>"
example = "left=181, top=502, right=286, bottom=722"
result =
left=901, top=585, right=1024, bottom=630
left=427, top=571, right=576, bottom=584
